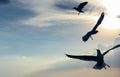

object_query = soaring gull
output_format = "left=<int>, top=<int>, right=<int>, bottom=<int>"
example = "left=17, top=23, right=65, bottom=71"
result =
left=66, top=44, right=120, bottom=70
left=82, top=12, right=104, bottom=42
left=73, top=2, right=88, bottom=15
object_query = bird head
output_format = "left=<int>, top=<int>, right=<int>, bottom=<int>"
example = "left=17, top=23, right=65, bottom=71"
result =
left=96, top=49, right=103, bottom=57
left=96, top=49, right=100, bottom=51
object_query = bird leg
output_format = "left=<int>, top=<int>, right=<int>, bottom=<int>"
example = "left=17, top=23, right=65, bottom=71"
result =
left=106, top=64, right=110, bottom=68
left=104, top=66, right=107, bottom=69
left=78, top=12, right=80, bottom=15
left=90, top=36, right=93, bottom=40
left=105, top=63, right=110, bottom=68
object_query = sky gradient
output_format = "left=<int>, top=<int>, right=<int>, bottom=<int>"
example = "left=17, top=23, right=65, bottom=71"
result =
left=0, top=0, right=120, bottom=77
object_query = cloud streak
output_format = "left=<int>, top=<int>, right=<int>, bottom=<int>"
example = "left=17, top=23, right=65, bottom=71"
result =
left=27, top=59, right=120, bottom=77
left=54, top=0, right=106, bottom=14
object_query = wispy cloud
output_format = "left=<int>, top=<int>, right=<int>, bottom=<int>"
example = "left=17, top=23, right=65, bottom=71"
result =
left=20, top=0, right=106, bottom=28
left=54, top=0, right=106, bottom=14
left=27, top=59, right=120, bottom=77
left=0, top=55, right=47, bottom=77
left=0, top=0, right=36, bottom=27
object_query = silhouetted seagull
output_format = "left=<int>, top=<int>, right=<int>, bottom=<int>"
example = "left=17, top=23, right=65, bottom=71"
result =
left=73, top=2, right=88, bottom=15
left=82, top=12, right=104, bottom=42
left=66, top=44, right=120, bottom=70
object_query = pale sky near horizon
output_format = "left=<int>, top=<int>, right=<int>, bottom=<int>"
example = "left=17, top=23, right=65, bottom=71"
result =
left=0, top=0, right=120, bottom=77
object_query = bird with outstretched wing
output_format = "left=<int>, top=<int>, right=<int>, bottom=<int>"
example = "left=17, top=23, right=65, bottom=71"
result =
left=103, top=44, right=120, bottom=56
left=82, top=12, right=104, bottom=42
left=73, top=2, right=88, bottom=15
left=66, top=44, right=120, bottom=69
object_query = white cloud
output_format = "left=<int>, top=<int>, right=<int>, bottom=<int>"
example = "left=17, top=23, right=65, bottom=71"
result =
left=0, top=55, right=51, bottom=77
left=19, top=0, right=106, bottom=28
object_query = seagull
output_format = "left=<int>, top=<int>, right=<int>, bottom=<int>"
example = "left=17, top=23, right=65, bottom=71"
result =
left=66, top=44, right=120, bottom=70
left=73, top=2, right=88, bottom=15
left=82, top=12, right=104, bottom=42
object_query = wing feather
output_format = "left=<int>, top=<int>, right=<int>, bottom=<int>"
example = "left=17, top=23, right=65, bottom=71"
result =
left=103, top=44, right=120, bottom=56
left=92, top=12, right=104, bottom=31
left=78, top=2, right=88, bottom=9
left=66, top=54, right=97, bottom=62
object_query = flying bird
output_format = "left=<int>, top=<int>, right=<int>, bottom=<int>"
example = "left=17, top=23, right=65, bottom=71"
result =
left=82, top=12, right=104, bottom=42
left=66, top=44, right=120, bottom=70
left=73, top=2, right=88, bottom=15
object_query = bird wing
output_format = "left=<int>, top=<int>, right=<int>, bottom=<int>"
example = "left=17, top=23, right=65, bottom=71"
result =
left=66, top=54, right=97, bottom=62
left=92, top=12, right=104, bottom=31
left=103, top=44, right=120, bottom=56
left=78, top=2, right=88, bottom=9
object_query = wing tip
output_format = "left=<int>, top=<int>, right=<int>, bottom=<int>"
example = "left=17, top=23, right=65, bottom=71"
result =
left=101, top=12, right=105, bottom=16
left=65, top=54, right=71, bottom=58
left=83, top=2, right=88, bottom=5
left=65, top=54, right=69, bottom=57
left=84, top=2, right=88, bottom=3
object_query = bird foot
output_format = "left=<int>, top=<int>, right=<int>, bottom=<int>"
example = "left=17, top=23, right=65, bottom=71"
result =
left=107, top=65, right=110, bottom=68
left=104, top=67, right=107, bottom=69
left=90, top=36, right=93, bottom=40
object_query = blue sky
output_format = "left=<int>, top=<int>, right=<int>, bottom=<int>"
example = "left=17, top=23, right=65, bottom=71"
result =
left=0, top=0, right=120, bottom=77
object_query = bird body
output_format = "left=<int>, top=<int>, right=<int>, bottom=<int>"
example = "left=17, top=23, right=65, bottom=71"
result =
left=73, top=7, right=84, bottom=14
left=73, top=2, right=88, bottom=15
left=66, top=44, right=120, bottom=70
left=93, top=49, right=105, bottom=69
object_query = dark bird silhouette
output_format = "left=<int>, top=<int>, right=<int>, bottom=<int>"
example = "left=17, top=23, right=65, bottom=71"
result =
left=73, top=2, right=88, bottom=15
left=82, top=12, right=104, bottom=42
left=66, top=44, right=120, bottom=70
